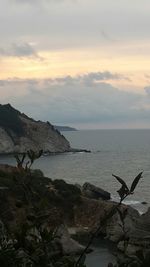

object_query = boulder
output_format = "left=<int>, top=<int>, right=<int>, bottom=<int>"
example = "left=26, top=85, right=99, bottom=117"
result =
left=106, top=205, right=140, bottom=242
left=55, top=225, right=87, bottom=255
left=82, top=182, right=111, bottom=200
left=118, top=207, right=150, bottom=256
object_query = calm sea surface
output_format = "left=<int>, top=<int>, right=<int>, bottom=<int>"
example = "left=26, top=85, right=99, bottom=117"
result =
left=1, top=129, right=150, bottom=266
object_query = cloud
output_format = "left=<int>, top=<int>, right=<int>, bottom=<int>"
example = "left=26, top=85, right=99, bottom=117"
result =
left=0, top=73, right=149, bottom=128
left=78, top=72, right=130, bottom=85
left=1, top=0, right=150, bottom=52
left=50, top=72, right=130, bottom=86
left=0, top=42, right=42, bottom=60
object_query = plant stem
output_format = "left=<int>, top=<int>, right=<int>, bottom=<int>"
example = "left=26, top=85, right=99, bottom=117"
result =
left=75, top=195, right=129, bottom=267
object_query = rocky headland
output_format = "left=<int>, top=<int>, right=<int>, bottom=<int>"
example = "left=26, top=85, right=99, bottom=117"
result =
left=0, top=104, right=71, bottom=154
left=0, top=163, right=149, bottom=266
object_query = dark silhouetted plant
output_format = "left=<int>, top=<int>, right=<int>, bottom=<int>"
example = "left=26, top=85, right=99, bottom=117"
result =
left=27, top=149, right=43, bottom=169
left=14, top=153, right=26, bottom=170
left=14, top=149, right=43, bottom=172
left=112, top=172, right=143, bottom=203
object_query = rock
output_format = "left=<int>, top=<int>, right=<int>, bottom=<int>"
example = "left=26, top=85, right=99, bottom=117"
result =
left=116, top=207, right=150, bottom=261
left=55, top=225, right=87, bottom=255
left=74, top=197, right=117, bottom=232
left=74, top=183, right=82, bottom=191
left=74, top=196, right=141, bottom=244
left=82, top=182, right=111, bottom=200
left=70, top=148, right=91, bottom=153
left=106, top=205, right=140, bottom=243
left=141, top=201, right=147, bottom=205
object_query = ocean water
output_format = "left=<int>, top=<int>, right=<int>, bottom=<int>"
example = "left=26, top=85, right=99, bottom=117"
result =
left=0, top=129, right=150, bottom=214
left=36, top=129, right=150, bottom=213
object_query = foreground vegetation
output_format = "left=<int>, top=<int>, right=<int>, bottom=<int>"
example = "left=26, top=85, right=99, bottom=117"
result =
left=0, top=152, right=83, bottom=266
left=0, top=150, right=149, bottom=267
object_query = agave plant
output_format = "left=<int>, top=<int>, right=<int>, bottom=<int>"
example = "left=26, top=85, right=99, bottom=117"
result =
left=14, top=150, right=43, bottom=171
left=14, top=153, right=26, bottom=170
left=27, top=149, right=43, bottom=169
left=112, top=172, right=143, bottom=202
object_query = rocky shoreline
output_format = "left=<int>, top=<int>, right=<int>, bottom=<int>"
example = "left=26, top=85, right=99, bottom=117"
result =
left=0, top=163, right=149, bottom=266
left=0, top=148, right=91, bottom=157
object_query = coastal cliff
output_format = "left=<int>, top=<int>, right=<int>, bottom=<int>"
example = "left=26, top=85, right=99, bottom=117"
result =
left=0, top=104, right=70, bottom=154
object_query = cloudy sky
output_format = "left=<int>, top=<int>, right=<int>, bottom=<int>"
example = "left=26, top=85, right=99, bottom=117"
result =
left=1, top=0, right=150, bottom=128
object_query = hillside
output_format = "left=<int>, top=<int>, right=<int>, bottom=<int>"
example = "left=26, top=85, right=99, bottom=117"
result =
left=0, top=104, right=70, bottom=154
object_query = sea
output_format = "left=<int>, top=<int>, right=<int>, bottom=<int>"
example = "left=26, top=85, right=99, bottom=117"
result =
left=1, top=129, right=150, bottom=266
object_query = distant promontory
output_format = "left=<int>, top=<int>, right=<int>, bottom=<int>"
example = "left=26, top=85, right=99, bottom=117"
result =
left=54, top=125, right=77, bottom=131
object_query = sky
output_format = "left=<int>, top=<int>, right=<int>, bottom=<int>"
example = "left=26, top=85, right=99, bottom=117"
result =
left=1, top=0, right=150, bottom=129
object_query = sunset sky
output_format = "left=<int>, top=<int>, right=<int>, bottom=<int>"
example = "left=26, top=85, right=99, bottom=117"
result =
left=1, top=0, right=150, bottom=128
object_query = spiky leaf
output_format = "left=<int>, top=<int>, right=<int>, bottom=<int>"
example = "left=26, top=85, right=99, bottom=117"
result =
left=130, top=172, right=143, bottom=193
left=14, top=154, right=20, bottom=165
left=27, top=150, right=35, bottom=164
left=112, top=174, right=129, bottom=191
